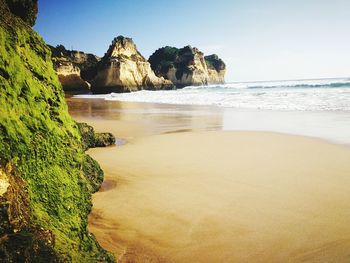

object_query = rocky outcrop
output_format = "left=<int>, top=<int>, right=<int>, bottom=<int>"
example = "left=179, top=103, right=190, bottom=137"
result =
left=205, top=54, right=226, bottom=84
left=92, top=36, right=173, bottom=93
left=149, top=46, right=226, bottom=88
left=0, top=1, right=114, bottom=261
left=77, top=122, right=116, bottom=150
left=49, top=45, right=100, bottom=92
left=5, top=0, right=38, bottom=26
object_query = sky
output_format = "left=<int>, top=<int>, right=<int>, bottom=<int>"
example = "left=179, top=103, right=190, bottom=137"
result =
left=34, top=0, right=350, bottom=82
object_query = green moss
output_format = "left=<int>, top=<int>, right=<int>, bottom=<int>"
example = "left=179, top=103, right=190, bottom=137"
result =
left=77, top=122, right=116, bottom=150
left=0, top=1, right=114, bottom=261
left=149, top=46, right=195, bottom=81
left=82, top=155, right=104, bottom=193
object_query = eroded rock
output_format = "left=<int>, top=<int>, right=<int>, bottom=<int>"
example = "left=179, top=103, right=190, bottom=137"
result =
left=92, top=36, right=174, bottom=93
left=149, top=46, right=226, bottom=87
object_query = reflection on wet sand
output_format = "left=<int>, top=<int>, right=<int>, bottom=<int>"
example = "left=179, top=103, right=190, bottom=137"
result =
left=67, top=98, right=224, bottom=138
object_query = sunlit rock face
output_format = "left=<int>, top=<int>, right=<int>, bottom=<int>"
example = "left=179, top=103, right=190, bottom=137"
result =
left=49, top=45, right=100, bottom=92
left=149, top=46, right=226, bottom=88
left=205, top=54, right=226, bottom=84
left=92, top=36, right=173, bottom=93
left=53, top=58, right=90, bottom=91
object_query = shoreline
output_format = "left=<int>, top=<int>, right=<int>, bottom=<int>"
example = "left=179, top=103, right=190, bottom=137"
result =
left=67, top=98, right=350, bottom=262
left=67, top=97, right=350, bottom=146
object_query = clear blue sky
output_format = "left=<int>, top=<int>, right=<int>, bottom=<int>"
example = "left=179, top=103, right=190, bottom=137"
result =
left=34, top=0, right=350, bottom=82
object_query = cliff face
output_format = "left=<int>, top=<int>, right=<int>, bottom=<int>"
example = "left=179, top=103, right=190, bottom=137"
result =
left=205, top=54, right=226, bottom=84
left=149, top=46, right=226, bottom=88
left=49, top=45, right=100, bottom=92
left=5, top=0, right=38, bottom=26
left=92, top=36, right=173, bottom=93
left=0, top=1, right=113, bottom=261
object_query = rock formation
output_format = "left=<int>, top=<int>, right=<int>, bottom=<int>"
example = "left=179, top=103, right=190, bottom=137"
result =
left=92, top=36, right=173, bottom=93
left=5, top=0, right=38, bottom=26
left=204, top=54, right=226, bottom=84
left=149, top=46, right=226, bottom=87
left=0, top=0, right=114, bottom=261
left=49, top=45, right=100, bottom=92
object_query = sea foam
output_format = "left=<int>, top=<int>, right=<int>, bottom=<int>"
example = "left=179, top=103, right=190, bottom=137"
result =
left=75, top=78, right=350, bottom=111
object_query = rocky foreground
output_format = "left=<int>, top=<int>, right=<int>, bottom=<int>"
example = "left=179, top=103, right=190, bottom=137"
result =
left=0, top=0, right=114, bottom=261
left=50, top=37, right=226, bottom=93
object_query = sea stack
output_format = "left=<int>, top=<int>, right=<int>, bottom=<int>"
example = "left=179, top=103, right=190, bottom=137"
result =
left=149, top=46, right=226, bottom=88
left=92, top=36, right=173, bottom=93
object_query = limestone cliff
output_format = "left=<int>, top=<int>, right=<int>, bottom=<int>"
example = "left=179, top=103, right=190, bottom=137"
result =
left=92, top=36, right=173, bottom=93
left=149, top=46, right=226, bottom=87
left=0, top=0, right=114, bottom=261
left=204, top=54, right=226, bottom=84
left=49, top=45, right=100, bottom=92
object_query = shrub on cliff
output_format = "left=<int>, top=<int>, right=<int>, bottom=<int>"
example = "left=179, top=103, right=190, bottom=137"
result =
left=205, top=54, right=226, bottom=72
left=149, top=46, right=179, bottom=75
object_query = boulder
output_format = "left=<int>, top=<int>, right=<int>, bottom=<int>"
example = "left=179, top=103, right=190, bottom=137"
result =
left=77, top=122, right=116, bottom=150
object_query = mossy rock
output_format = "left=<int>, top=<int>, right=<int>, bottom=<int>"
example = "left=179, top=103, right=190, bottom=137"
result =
left=82, top=155, right=104, bottom=193
left=77, top=122, right=116, bottom=150
left=5, top=0, right=38, bottom=26
left=77, top=122, right=96, bottom=151
left=0, top=1, right=114, bottom=261
left=94, top=133, right=116, bottom=147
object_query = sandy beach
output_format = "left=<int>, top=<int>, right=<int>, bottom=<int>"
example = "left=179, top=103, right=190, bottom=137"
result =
left=68, top=98, right=350, bottom=262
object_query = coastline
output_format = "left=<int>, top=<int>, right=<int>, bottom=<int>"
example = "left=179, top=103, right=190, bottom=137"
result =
left=68, top=97, right=350, bottom=146
left=68, top=98, right=350, bottom=262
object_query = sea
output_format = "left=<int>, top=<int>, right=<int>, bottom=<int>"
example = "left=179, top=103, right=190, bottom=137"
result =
left=76, top=78, right=350, bottom=111
left=74, top=78, right=350, bottom=144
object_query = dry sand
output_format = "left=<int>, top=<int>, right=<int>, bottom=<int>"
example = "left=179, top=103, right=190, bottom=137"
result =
left=87, top=130, right=350, bottom=263
left=68, top=98, right=350, bottom=262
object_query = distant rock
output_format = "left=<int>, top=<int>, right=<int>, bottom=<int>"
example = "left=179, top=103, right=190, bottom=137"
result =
left=49, top=45, right=100, bottom=92
left=204, top=54, right=226, bottom=84
left=92, top=36, right=174, bottom=93
left=149, top=46, right=226, bottom=87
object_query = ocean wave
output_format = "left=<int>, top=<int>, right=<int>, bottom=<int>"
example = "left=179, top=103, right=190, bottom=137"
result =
left=181, top=78, right=350, bottom=90
left=74, top=78, right=350, bottom=111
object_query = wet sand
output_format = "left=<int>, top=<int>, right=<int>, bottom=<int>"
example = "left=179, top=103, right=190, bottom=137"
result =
left=68, top=99, right=350, bottom=262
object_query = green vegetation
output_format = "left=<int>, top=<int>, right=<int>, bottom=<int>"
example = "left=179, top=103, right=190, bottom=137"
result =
left=149, top=46, right=197, bottom=81
left=0, top=1, right=114, bottom=261
left=77, top=122, right=116, bottom=150
left=148, top=46, right=179, bottom=75
left=204, top=54, right=226, bottom=72
left=48, top=44, right=67, bottom=57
